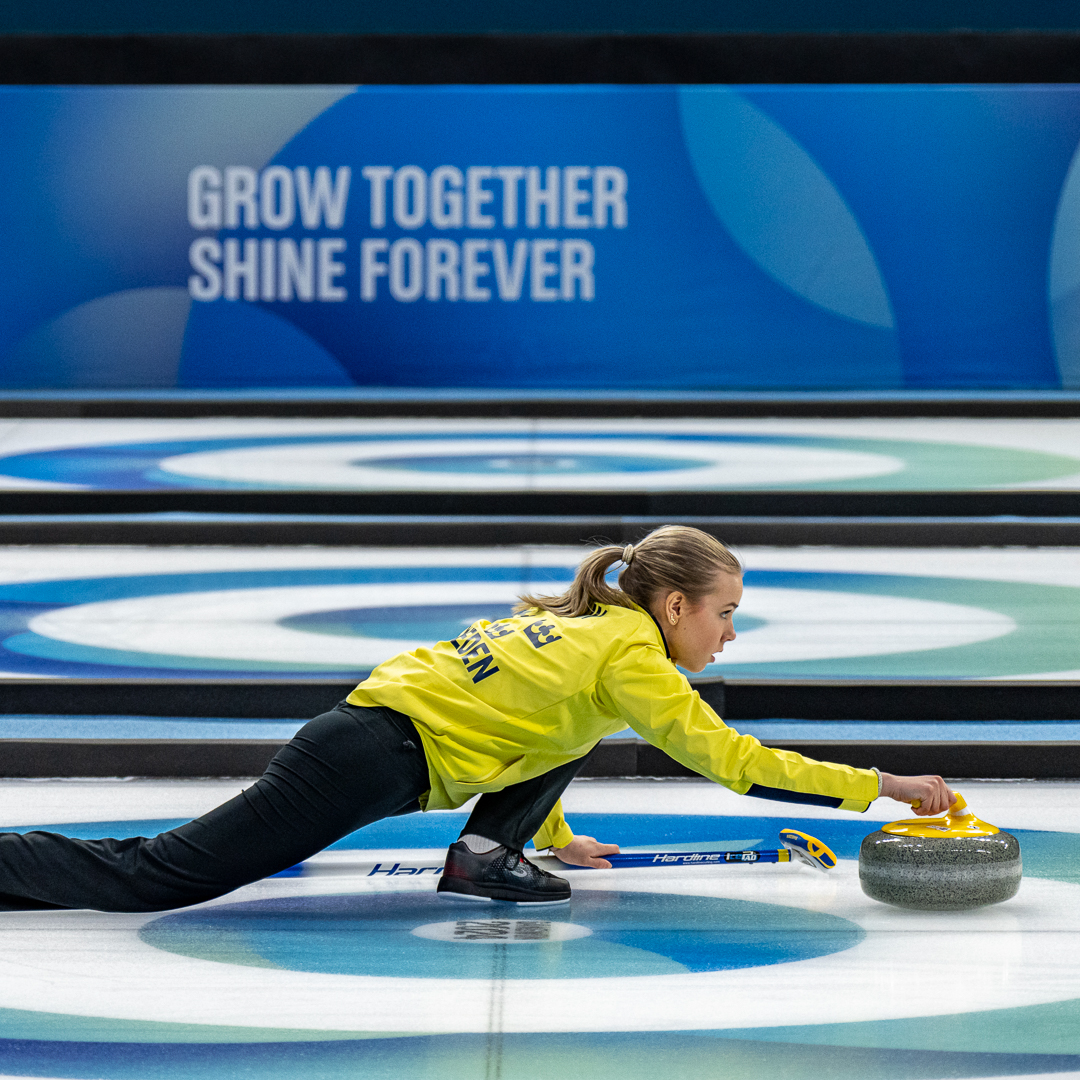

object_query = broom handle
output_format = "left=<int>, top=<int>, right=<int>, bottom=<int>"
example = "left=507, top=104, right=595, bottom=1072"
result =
left=602, top=848, right=790, bottom=868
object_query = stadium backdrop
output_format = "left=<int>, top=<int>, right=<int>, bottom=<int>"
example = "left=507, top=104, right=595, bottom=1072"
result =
left=5, top=84, right=1080, bottom=390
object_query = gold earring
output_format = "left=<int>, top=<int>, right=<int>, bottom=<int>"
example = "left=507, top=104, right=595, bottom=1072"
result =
left=669, top=615, right=677, bottom=625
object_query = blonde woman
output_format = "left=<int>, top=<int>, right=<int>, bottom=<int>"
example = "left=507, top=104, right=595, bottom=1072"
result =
left=0, top=526, right=951, bottom=911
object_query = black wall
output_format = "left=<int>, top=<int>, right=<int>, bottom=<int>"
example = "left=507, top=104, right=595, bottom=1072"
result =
left=2, top=32, right=1080, bottom=83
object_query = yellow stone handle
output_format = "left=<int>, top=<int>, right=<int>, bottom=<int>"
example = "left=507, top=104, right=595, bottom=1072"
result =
left=883, top=789, right=997, bottom=838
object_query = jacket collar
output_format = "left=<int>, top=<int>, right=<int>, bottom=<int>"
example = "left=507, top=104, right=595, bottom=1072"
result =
left=628, top=599, right=671, bottom=660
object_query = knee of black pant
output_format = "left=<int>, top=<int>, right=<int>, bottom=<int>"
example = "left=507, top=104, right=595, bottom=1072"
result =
left=462, top=752, right=596, bottom=851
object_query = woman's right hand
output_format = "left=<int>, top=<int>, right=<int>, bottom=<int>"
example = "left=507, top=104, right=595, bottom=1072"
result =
left=878, top=772, right=955, bottom=816
left=552, top=835, right=621, bottom=868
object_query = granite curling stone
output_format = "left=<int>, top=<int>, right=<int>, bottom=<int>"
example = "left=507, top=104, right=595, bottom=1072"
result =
left=859, top=792, right=1021, bottom=911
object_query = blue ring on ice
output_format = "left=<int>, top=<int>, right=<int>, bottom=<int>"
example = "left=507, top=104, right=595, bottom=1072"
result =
left=0, top=428, right=1072, bottom=490
left=0, top=564, right=572, bottom=678
left=0, top=429, right=924, bottom=491
left=0, top=431, right=772, bottom=489
left=140, top=890, right=864, bottom=980
left=0, top=563, right=1071, bottom=678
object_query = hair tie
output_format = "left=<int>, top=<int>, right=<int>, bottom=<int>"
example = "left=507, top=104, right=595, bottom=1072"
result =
left=622, top=544, right=635, bottom=565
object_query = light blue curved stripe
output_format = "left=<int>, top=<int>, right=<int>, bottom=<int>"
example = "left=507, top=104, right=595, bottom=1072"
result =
left=1, top=631, right=355, bottom=673
left=678, top=87, right=894, bottom=328
left=1049, top=136, right=1080, bottom=388
left=0, top=716, right=307, bottom=738
left=9, top=287, right=192, bottom=390
left=1051, top=139, right=1080, bottom=304
left=0, top=564, right=568, bottom=604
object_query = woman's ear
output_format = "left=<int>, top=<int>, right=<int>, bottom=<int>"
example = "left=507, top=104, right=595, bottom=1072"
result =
left=666, top=591, right=686, bottom=624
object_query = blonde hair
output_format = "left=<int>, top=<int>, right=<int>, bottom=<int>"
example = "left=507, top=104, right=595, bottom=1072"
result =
left=517, top=525, right=742, bottom=619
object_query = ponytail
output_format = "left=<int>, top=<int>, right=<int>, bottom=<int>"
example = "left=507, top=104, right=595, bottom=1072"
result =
left=516, top=525, right=742, bottom=619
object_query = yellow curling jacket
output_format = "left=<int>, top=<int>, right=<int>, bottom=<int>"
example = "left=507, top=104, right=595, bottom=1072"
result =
left=346, top=601, right=879, bottom=850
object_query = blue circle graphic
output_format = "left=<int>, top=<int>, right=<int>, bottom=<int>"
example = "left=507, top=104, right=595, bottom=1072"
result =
left=140, top=890, right=863, bottom=980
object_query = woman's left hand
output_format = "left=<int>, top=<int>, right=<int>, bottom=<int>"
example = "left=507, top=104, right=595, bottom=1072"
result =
left=552, top=835, right=620, bottom=868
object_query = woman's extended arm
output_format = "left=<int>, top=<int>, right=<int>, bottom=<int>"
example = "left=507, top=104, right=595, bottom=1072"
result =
left=603, top=648, right=880, bottom=811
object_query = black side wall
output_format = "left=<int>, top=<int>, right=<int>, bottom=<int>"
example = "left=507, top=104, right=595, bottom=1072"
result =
left=2, top=32, right=1080, bottom=84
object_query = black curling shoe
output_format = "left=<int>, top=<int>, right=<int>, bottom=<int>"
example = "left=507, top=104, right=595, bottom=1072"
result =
left=437, top=841, right=572, bottom=904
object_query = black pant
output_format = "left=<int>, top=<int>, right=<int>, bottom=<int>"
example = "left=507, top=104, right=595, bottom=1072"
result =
left=0, top=702, right=594, bottom=913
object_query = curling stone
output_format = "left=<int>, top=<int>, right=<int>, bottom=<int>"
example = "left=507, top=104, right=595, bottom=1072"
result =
left=859, top=792, right=1021, bottom=911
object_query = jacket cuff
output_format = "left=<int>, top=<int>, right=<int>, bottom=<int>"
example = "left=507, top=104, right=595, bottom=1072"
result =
left=839, top=796, right=873, bottom=813
left=532, top=817, right=575, bottom=851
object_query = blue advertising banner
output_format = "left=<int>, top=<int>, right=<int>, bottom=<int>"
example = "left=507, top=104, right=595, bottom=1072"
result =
left=4, top=84, right=1080, bottom=390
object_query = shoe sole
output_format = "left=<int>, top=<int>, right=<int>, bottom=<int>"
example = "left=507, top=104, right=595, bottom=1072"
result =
left=437, top=881, right=571, bottom=905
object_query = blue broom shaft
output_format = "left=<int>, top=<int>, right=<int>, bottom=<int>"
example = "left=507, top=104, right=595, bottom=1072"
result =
left=603, top=848, right=787, bottom=868
left=275, top=846, right=795, bottom=878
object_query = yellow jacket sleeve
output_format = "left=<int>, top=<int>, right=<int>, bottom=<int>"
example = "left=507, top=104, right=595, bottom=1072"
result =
left=530, top=799, right=574, bottom=850
left=599, top=643, right=879, bottom=812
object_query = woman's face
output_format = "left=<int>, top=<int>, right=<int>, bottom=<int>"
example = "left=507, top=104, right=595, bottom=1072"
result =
left=652, top=573, right=743, bottom=673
